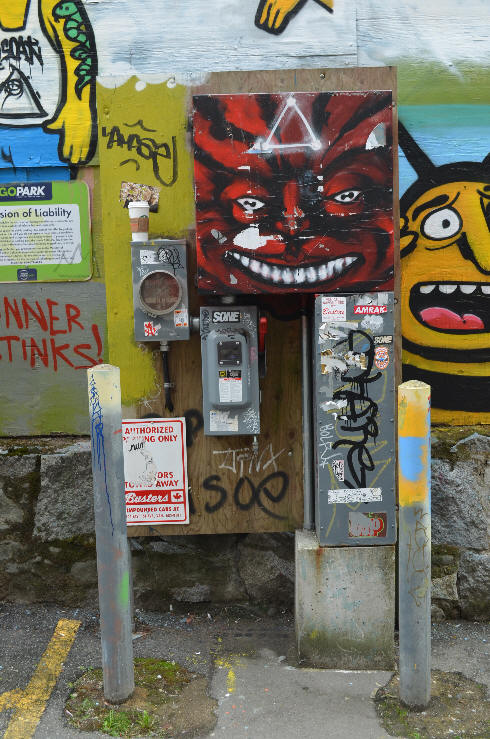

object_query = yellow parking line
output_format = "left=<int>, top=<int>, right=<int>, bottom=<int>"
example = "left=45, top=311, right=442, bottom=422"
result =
left=0, top=618, right=80, bottom=739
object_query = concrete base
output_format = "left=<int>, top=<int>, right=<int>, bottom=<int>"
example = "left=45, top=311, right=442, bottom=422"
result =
left=295, top=530, right=395, bottom=669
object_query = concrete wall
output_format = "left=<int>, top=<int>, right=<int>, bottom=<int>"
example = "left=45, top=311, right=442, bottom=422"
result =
left=1, top=431, right=488, bottom=619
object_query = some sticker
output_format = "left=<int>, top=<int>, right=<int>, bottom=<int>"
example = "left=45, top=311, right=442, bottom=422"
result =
left=174, top=308, right=188, bottom=328
left=140, top=250, right=158, bottom=264
left=321, top=296, right=346, bottom=322
left=331, top=459, right=344, bottom=482
left=374, top=334, right=393, bottom=344
left=374, top=346, right=390, bottom=370
left=143, top=320, right=160, bottom=337
left=209, top=409, right=239, bottom=432
left=348, top=511, right=387, bottom=537
left=328, top=487, right=382, bottom=504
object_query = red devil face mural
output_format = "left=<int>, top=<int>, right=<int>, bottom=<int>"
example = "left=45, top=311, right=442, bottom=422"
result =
left=193, top=92, right=394, bottom=294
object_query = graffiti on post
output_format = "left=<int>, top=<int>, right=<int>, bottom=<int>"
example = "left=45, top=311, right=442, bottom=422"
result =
left=0, top=0, right=98, bottom=166
left=399, top=121, right=490, bottom=423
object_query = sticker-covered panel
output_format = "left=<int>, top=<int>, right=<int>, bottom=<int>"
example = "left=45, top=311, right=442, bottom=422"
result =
left=193, top=91, right=394, bottom=295
left=314, top=292, right=396, bottom=546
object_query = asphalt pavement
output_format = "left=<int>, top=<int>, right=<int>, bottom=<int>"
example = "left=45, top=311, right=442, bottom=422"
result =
left=0, top=602, right=488, bottom=738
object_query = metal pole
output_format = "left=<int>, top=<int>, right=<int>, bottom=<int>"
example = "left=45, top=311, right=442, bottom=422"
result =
left=301, top=312, right=314, bottom=530
left=398, top=380, right=431, bottom=709
left=87, top=364, right=134, bottom=704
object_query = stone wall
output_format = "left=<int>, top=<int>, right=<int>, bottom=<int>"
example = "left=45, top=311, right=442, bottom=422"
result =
left=1, top=432, right=488, bottom=620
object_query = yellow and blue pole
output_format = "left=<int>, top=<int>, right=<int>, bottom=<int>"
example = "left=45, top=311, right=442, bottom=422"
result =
left=398, top=380, right=431, bottom=709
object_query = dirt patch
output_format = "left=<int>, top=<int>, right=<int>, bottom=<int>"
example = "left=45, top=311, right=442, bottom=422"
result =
left=65, top=657, right=217, bottom=737
left=374, top=670, right=489, bottom=738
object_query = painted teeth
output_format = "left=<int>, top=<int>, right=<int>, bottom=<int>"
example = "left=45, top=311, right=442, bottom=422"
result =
left=419, top=283, right=490, bottom=294
left=225, top=252, right=357, bottom=284
left=439, top=284, right=458, bottom=294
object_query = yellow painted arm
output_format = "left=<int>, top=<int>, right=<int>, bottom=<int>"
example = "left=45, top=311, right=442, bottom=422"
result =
left=39, top=0, right=97, bottom=165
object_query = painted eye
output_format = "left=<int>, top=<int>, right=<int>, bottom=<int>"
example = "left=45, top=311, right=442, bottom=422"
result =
left=236, top=197, right=265, bottom=212
left=332, top=189, right=362, bottom=203
left=421, top=207, right=462, bottom=240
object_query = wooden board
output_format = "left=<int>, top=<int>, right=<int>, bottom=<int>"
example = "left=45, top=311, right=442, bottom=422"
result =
left=97, top=66, right=398, bottom=534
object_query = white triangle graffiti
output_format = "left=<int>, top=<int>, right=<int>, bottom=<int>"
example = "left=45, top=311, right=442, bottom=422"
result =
left=247, top=95, right=321, bottom=154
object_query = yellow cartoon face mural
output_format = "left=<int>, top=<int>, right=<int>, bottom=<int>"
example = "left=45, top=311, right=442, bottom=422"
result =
left=0, top=0, right=97, bottom=166
left=399, top=122, right=490, bottom=424
left=255, top=0, right=333, bottom=34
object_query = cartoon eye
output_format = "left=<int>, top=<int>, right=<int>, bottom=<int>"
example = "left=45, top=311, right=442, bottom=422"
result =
left=332, top=189, right=362, bottom=203
left=421, top=207, right=462, bottom=240
left=236, top=197, right=265, bottom=212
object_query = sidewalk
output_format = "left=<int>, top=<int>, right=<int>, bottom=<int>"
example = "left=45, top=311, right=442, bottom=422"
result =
left=0, top=602, right=488, bottom=738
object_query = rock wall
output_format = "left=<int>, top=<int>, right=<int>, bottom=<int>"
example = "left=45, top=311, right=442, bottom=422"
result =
left=1, top=432, right=488, bottom=620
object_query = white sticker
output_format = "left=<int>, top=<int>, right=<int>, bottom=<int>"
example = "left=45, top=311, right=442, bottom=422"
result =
left=331, top=459, right=344, bottom=481
left=327, top=487, right=382, bottom=504
left=210, top=410, right=239, bottom=432
left=218, top=375, right=242, bottom=403
left=174, top=308, right=188, bottom=327
left=122, top=418, right=189, bottom=525
left=321, top=296, right=346, bottom=322
left=140, top=249, right=158, bottom=264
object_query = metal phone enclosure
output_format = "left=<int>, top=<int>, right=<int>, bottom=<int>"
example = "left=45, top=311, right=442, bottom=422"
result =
left=131, top=239, right=189, bottom=342
left=313, top=293, right=396, bottom=546
left=200, top=306, right=260, bottom=436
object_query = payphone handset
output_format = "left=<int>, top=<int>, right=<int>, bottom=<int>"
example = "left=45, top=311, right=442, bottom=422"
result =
left=131, top=239, right=189, bottom=342
left=200, top=306, right=260, bottom=436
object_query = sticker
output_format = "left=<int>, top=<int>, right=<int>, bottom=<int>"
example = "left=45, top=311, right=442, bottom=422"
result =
left=174, top=308, right=188, bottom=328
left=348, top=512, right=387, bottom=537
left=218, top=371, right=242, bottom=403
left=331, top=459, right=344, bottom=482
left=353, top=305, right=387, bottom=315
left=119, top=181, right=161, bottom=211
left=328, top=487, right=382, bottom=504
left=210, top=409, right=239, bottom=432
left=212, top=310, right=241, bottom=323
left=374, top=346, right=390, bottom=370
left=321, top=296, right=346, bottom=322
left=140, top=250, right=158, bottom=264
left=374, top=335, right=393, bottom=344
left=17, top=268, right=37, bottom=281
left=122, top=418, right=188, bottom=525
left=143, top=320, right=160, bottom=337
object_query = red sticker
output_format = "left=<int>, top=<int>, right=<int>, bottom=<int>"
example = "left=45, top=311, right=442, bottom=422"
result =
left=374, top=345, right=389, bottom=369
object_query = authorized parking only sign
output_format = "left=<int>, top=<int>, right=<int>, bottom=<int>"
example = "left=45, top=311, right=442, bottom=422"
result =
left=122, top=418, right=188, bottom=525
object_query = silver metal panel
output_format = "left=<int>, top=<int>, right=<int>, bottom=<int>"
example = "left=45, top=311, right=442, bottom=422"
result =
left=131, top=239, right=189, bottom=342
left=200, top=306, right=260, bottom=436
left=313, top=293, right=396, bottom=546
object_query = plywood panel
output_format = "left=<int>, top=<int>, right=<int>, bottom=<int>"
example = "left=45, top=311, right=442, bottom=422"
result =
left=98, top=66, right=397, bottom=535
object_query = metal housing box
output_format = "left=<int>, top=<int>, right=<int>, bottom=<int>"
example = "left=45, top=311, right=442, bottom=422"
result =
left=131, top=239, right=189, bottom=342
left=200, top=306, right=260, bottom=436
left=313, top=293, right=396, bottom=546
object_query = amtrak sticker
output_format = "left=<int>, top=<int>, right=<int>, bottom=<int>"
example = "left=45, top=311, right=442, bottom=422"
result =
left=374, top=345, right=390, bottom=370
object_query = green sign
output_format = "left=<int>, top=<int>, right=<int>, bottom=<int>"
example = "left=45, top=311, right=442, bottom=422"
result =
left=0, top=181, right=91, bottom=282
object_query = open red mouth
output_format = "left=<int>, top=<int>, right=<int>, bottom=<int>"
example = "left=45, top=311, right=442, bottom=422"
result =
left=410, top=282, right=490, bottom=333
left=222, top=249, right=361, bottom=288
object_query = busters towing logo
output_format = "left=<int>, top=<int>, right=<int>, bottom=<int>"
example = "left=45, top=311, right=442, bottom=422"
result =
left=0, top=183, right=52, bottom=201
left=212, top=310, right=241, bottom=323
left=353, top=305, right=388, bottom=315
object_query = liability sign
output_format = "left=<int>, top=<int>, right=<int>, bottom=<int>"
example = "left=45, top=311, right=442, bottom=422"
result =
left=122, top=418, right=188, bottom=525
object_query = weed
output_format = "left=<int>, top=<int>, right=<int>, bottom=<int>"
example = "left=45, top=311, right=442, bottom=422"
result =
left=136, top=710, right=155, bottom=731
left=101, top=709, right=131, bottom=737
